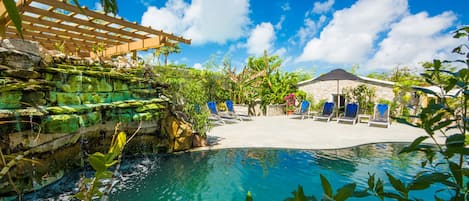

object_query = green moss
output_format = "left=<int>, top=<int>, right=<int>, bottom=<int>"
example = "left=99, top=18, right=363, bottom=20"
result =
left=113, top=80, right=129, bottom=91
left=45, top=73, right=54, bottom=81
left=79, top=93, right=93, bottom=104
left=0, top=91, right=22, bottom=109
left=79, top=112, right=101, bottom=127
left=21, top=91, right=46, bottom=106
left=48, top=91, right=57, bottom=106
left=56, top=93, right=81, bottom=106
left=97, top=78, right=113, bottom=92
left=136, top=103, right=164, bottom=112
left=132, top=112, right=155, bottom=121
left=46, top=105, right=93, bottom=114
left=42, top=114, right=79, bottom=133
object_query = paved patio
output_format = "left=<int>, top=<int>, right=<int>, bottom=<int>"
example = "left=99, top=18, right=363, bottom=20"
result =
left=198, top=115, right=445, bottom=150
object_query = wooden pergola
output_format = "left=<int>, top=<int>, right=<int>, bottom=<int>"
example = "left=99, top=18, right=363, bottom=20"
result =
left=0, top=0, right=191, bottom=57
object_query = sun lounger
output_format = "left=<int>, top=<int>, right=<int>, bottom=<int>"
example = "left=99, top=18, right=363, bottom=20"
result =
left=207, top=101, right=240, bottom=125
left=337, top=103, right=359, bottom=125
left=368, top=103, right=391, bottom=128
left=225, top=100, right=251, bottom=121
left=296, top=100, right=311, bottom=120
left=313, top=102, right=335, bottom=122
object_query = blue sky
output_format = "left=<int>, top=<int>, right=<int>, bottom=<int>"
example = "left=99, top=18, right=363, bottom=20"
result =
left=80, top=0, right=468, bottom=75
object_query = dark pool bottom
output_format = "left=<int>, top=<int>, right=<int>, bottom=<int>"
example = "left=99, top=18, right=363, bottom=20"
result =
left=24, top=143, right=448, bottom=201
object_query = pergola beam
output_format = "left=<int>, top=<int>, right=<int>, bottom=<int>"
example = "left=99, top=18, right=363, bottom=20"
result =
left=104, top=36, right=163, bottom=57
left=1, top=0, right=191, bottom=58
left=24, top=6, right=146, bottom=40
left=34, top=0, right=191, bottom=44
left=21, top=15, right=132, bottom=43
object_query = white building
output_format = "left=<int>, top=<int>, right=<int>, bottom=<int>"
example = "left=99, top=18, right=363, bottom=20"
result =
left=297, top=69, right=395, bottom=108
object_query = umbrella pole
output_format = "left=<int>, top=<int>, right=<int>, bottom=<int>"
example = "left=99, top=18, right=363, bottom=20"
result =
left=336, top=80, right=339, bottom=119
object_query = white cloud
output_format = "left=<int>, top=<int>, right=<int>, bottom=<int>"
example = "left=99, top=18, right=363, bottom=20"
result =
left=274, top=47, right=287, bottom=57
left=366, top=11, right=458, bottom=71
left=246, top=22, right=276, bottom=56
left=295, top=15, right=326, bottom=45
left=298, top=0, right=408, bottom=64
left=193, top=63, right=203, bottom=69
left=275, top=15, right=286, bottom=30
left=281, top=2, right=291, bottom=11
left=141, top=0, right=250, bottom=45
left=312, top=0, right=335, bottom=14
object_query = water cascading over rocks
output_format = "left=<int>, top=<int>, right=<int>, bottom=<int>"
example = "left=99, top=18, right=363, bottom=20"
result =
left=0, top=39, right=195, bottom=196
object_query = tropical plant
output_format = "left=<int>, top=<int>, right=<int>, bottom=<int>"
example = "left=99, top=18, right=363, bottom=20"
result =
left=342, top=84, right=376, bottom=114
left=75, top=130, right=127, bottom=201
left=158, top=43, right=182, bottom=66
left=284, top=93, right=296, bottom=112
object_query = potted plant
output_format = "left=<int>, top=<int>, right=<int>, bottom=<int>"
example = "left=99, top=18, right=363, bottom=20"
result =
left=284, top=93, right=296, bottom=115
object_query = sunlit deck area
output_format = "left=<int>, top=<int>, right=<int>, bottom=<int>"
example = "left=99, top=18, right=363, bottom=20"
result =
left=201, top=116, right=445, bottom=150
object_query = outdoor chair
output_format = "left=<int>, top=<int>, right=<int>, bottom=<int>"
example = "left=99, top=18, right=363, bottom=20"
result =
left=368, top=103, right=391, bottom=128
left=313, top=102, right=335, bottom=122
left=337, top=103, right=359, bottom=125
left=225, top=100, right=252, bottom=121
left=207, top=101, right=240, bottom=125
left=295, top=100, right=311, bottom=120
left=207, top=101, right=225, bottom=125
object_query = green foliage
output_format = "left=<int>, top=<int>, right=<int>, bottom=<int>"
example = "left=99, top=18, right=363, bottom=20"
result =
left=284, top=185, right=312, bottom=201
left=155, top=65, right=218, bottom=135
left=246, top=191, right=253, bottom=201
left=157, top=44, right=182, bottom=66
left=364, top=26, right=469, bottom=201
left=259, top=71, right=299, bottom=111
left=75, top=131, right=126, bottom=201
left=2, top=0, right=23, bottom=39
left=342, top=84, right=375, bottom=114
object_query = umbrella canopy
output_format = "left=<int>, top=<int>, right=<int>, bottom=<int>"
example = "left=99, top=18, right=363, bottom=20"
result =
left=314, top=69, right=361, bottom=82
left=313, top=69, right=361, bottom=118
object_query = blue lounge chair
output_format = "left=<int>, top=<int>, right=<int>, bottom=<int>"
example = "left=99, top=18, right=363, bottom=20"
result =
left=296, top=100, right=311, bottom=120
left=313, top=102, right=335, bottom=122
left=337, top=103, right=359, bottom=125
left=369, top=103, right=390, bottom=128
left=225, top=100, right=251, bottom=121
left=207, top=101, right=225, bottom=125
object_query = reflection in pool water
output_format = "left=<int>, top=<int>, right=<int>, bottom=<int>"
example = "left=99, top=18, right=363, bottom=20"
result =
left=25, top=143, right=447, bottom=200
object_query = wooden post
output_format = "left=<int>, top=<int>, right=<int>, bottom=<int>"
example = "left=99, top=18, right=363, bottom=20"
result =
left=131, top=50, right=137, bottom=61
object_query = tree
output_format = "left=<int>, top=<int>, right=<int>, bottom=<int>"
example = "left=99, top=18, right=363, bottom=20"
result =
left=153, top=48, right=162, bottom=66
left=159, top=43, right=182, bottom=66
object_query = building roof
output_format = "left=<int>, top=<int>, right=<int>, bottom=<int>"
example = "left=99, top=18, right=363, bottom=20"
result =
left=297, top=68, right=395, bottom=87
left=0, top=0, right=191, bottom=57
left=413, top=86, right=461, bottom=97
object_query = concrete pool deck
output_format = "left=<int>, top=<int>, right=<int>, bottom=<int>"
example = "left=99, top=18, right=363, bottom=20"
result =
left=198, top=115, right=445, bottom=150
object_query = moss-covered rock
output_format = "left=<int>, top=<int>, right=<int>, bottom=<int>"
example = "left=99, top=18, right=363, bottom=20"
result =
left=97, top=78, right=113, bottom=92
left=136, top=103, right=164, bottom=112
left=21, top=91, right=46, bottom=106
left=5, top=69, right=41, bottom=79
left=42, top=114, right=79, bottom=133
left=113, top=80, right=129, bottom=91
left=48, top=91, right=57, bottom=105
left=56, top=92, right=81, bottom=106
left=132, top=112, right=156, bottom=121
left=61, top=75, right=84, bottom=93
left=79, top=112, right=101, bottom=127
left=0, top=91, right=22, bottom=109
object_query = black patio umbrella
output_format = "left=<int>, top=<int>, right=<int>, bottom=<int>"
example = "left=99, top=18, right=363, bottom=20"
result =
left=313, top=69, right=361, bottom=118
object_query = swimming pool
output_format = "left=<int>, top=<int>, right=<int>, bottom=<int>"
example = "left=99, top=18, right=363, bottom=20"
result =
left=25, top=143, right=447, bottom=200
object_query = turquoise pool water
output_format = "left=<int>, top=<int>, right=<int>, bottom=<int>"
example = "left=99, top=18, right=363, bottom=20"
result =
left=26, top=143, right=448, bottom=200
